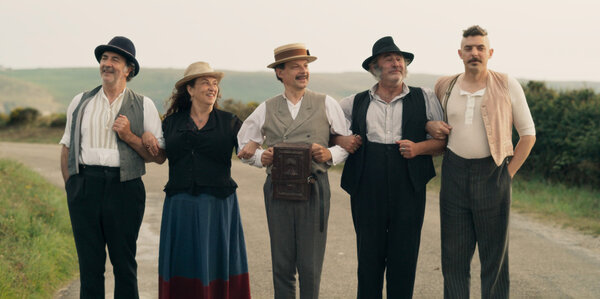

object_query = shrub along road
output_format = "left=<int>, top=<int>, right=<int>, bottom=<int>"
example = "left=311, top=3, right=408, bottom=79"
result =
left=1, top=141, right=599, bottom=298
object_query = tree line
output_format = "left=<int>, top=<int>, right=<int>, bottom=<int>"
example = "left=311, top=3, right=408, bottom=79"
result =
left=2, top=83, right=598, bottom=189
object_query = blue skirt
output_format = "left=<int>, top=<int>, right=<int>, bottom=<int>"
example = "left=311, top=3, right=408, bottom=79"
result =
left=158, top=192, right=251, bottom=299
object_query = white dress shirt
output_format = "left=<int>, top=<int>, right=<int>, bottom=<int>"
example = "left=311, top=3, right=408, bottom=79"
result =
left=60, top=87, right=165, bottom=167
left=339, top=83, right=443, bottom=143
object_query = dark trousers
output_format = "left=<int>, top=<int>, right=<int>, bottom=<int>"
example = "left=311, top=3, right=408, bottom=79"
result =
left=350, top=142, right=426, bottom=299
left=263, top=172, right=330, bottom=299
left=65, top=165, right=145, bottom=299
left=440, top=150, right=511, bottom=299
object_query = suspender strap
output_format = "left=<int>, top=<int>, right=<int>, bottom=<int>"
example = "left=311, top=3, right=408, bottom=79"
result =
left=443, top=75, right=460, bottom=122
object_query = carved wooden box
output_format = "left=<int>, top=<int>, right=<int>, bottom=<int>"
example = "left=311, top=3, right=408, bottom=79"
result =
left=272, top=143, right=312, bottom=201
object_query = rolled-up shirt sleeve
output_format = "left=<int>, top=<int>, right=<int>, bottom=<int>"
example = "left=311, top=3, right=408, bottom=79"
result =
left=143, top=97, right=165, bottom=149
left=508, top=76, right=535, bottom=136
left=339, top=94, right=356, bottom=128
left=324, top=95, right=351, bottom=165
left=423, top=87, right=443, bottom=139
left=237, top=102, right=267, bottom=168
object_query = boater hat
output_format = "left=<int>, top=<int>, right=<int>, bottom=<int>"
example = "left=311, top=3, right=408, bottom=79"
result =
left=175, top=61, right=224, bottom=89
left=94, top=36, right=140, bottom=77
left=267, top=43, right=317, bottom=68
left=362, top=36, right=414, bottom=71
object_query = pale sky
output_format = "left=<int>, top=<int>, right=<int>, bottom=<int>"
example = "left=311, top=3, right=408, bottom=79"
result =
left=1, top=0, right=598, bottom=82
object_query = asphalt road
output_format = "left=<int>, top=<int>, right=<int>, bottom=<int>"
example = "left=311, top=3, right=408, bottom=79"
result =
left=1, top=141, right=599, bottom=298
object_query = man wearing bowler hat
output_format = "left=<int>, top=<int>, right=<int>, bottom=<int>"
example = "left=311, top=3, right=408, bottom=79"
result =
left=237, top=43, right=351, bottom=298
left=59, top=36, right=164, bottom=298
left=334, top=36, right=446, bottom=298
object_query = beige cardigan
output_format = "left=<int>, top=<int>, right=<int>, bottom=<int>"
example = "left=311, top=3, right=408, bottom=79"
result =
left=435, top=70, right=513, bottom=166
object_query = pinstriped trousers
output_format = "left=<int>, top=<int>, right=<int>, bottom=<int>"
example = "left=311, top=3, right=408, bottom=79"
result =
left=440, top=150, right=511, bottom=299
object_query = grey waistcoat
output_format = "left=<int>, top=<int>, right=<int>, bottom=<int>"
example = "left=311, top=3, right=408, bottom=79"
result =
left=263, top=89, right=331, bottom=174
left=67, top=85, right=146, bottom=182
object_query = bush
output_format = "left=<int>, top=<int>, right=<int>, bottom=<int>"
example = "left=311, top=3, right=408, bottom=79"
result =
left=37, top=113, right=67, bottom=128
left=0, top=113, right=8, bottom=128
left=219, top=98, right=259, bottom=121
left=8, top=107, right=40, bottom=126
left=519, top=81, right=600, bottom=188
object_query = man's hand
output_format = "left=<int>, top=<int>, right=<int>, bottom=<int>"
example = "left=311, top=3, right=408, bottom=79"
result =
left=396, top=140, right=420, bottom=159
left=311, top=143, right=332, bottom=163
left=237, top=141, right=261, bottom=159
left=261, top=147, right=274, bottom=166
left=426, top=120, right=452, bottom=140
left=332, top=134, right=362, bottom=154
left=142, top=131, right=159, bottom=157
left=112, top=114, right=133, bottom=141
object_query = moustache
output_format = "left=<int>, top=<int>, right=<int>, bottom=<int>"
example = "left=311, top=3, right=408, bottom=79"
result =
left=468, top=58, right=481, bottom=63
left=102, top=66, right=114, bottom=73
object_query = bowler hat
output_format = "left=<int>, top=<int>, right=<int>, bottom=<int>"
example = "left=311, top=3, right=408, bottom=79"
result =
left=94, top=36, right=140, bottom=77
left=267, top=43, right=317, bottom=69
left=175, top=61, right=224, bottom=89
left=362, top=36, right=414, bottom=71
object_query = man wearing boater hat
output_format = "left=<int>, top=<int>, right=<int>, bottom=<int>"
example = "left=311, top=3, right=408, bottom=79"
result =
left=237, top=43, right=351, bottom=298
left=334, top=36, right=446, bottom=298
left=59, top=36, right=164, bottom=298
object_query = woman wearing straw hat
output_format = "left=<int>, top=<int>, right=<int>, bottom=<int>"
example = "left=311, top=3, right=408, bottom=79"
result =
left=143, top=61, right=251, bottom=298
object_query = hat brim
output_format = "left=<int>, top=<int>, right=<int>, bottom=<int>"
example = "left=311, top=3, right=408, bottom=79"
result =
left=94, top=45, right=140, bottom=76
left=267, top=55, right=317, bottom=69
left=175, top=72, right=225, bottom=89
left=362, top=50, right=414, bottom=71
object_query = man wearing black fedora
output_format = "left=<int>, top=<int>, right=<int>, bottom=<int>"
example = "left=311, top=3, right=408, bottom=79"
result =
left=334, top=36, right=445, bottom=298
left=59, top=36, right=165, bottom=298
left=237, top=43, right=351, bottom=299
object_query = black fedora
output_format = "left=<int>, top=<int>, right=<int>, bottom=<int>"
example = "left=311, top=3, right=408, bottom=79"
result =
left=94, top=36, right=140, bottom=77
left=362, top=36, right=414, bottom=71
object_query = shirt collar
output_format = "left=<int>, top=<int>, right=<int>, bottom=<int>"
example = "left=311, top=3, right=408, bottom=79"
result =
left=100, top=87, right=127, bottom=105
left=281, top=93, right=304, bottom=108
left=368, top=82, right=410, bottom=103
left=459, top=88, right=486, bottom=96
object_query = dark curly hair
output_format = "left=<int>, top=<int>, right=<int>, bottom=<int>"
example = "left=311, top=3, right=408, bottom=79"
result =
left=163, top=77, right=221, bottom=118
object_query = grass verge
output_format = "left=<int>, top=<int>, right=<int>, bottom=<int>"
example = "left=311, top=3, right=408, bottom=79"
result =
left=0, top=158, right=77, bottom=298
left=426, top=156, right=600, bottom=236
left=512, top=177, right=600, bottom=235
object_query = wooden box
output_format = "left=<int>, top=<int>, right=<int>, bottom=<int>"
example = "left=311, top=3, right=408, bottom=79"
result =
left=271, top=142, right=312, bottom=201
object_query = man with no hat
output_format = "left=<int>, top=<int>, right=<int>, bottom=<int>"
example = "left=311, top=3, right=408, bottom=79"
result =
left=428, top=25, right=536, bottom=298
left=333, top=36, right=446, bottom=298
left=59, top=36, right=165, bottom=298
left=237, top=43, right=351, bottom=298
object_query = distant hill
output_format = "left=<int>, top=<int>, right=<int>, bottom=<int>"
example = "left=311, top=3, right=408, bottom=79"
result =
left=0, top=74, right=60, bottom=113
left=1, top=68, right=599, bottom=114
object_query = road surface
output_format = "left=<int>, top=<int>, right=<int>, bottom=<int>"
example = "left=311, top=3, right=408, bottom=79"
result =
left=1, top=142, right=599, bottom=298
